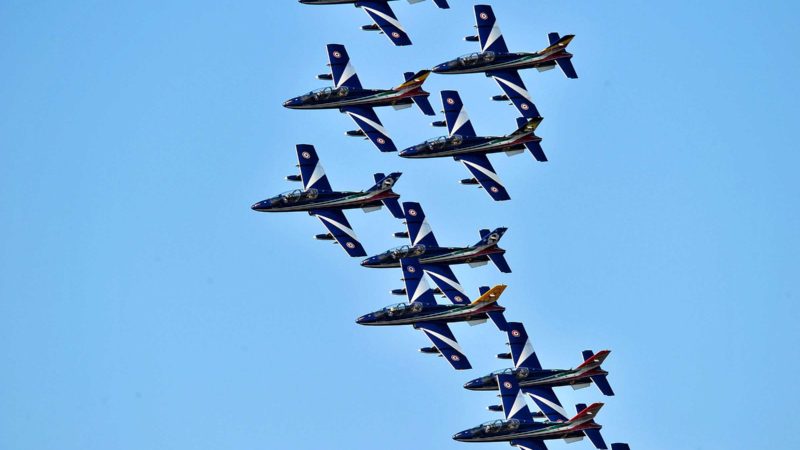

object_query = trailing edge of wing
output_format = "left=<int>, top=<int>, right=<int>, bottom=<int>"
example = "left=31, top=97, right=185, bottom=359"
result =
left=357, top=1, right=412, bottom=46
left=342, top=106, right=397, bottom=152
left=312, top=209, right=367, bottom=257
left=416, top=321, right=471, bottom=370
left=458, top=153, right=510, bottom=201
left=488, top=70, right=541, bottom=119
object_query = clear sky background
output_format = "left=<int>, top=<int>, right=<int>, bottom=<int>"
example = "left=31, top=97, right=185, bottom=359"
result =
left=1, top=1, right=798, bottom=449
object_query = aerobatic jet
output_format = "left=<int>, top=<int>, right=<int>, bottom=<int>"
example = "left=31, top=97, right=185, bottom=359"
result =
left=453, top=373, right=614, bottom=450
left=361, top=201, right=511, bottom=305
left=399, top=90, right=546, bottom=201
left=464, top=321, right=614, bottom=421
left=298, top=0, right=450, bottom=47
left=283, top=44, right=435, bottom=152
left=251, top=144, right=404, bottom=257
left=432, top=4, right=577, bottom=119
left=357, top=258, right=507, bottom=369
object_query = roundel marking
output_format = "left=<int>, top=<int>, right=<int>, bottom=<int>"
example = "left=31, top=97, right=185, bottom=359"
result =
left=451, top=354, right=461, bottom=362
left=391, top=31, right=400, bottom=38
left=377, top=137, right=386, bottom=144
left=346, top=242, right=356, bottom=249
left=454, top=295, right=463, bottom=302
left=511, top=329, right=521, bottom=338
left=301, top=151, right=311, bottom=159
left=521, top=103, right=530, bottom=111
left=408, top=209, right=417, bottom=217
left=503, top=381, right=513, bottom=389
left=407, top=265, right=416, bottom=273
left=332, top=51, right=342, bottom=58
left=490, top=186, right=499, bottom=193
left=479, top=12, right=489, bottom=20
left=446, top=97, right=455, bottom=105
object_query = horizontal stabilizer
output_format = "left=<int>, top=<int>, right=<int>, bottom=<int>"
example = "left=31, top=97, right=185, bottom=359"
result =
left=556, top=56, right=578, bottom=79
left=488, top=253, right=512, bottom=273
left=592, top=374, right=615, bottom=396
left=611, top=444, right=630, bottom=450
left=584, top=429, right=608, bottom=450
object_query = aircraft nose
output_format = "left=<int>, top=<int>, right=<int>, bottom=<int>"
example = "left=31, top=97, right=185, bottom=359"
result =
left=360, top=257, right=373, bottom=267
left=251, top=200, right=269, bottom=211
left=355, top=313, right=372, bottom=325
left=463, top=379, right=481, bottom=390
left=432, top=63, right=448, bottom=73
left=283, top=98, right=298, bottom=108
left=452, top=431, right=471, bottom=441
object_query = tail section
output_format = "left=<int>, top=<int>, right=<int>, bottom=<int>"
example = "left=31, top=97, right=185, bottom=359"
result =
left=545, top=33, right=578, bottom=79
left=394, top=70, right=431, bottom=92
left=477, top=228, right=511, bottom=273
left=580, top=350, right=615, bottom=396
left=402, top=202, right=439, bottom=247
left=515, top=117, right=547, bottom=162
left=441, top=90, right=477, bottom=137
left=480, top=285, right=508, bottom=331
left=370, top=172, right=404, bottom=219
left=403, top=72, right=435, bottom=116
left=506, top=322, right=542, bottom=370
left=296, top=144, right=333, bottom=192
left=569, top=402, right=603, bottom=426
left=575, top=402, right=609, bottom=449
left=469, top=284, right=506, bottom=306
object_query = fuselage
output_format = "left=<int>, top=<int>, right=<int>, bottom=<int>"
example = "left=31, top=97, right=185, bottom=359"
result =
left=399, top=133, right=538, bottom=159
left=453, top=418, right=600, bottom=443
left=361, top=244, right=504, bottom=268
left=283, top=86, right=427, bottom=111
left=251, top=189, right=398, bottom=213
left=356, top=301, right=504, bottom=326
left=464, top=367, right=609, bottom=391
left=432, top=49, right=572, bottom=76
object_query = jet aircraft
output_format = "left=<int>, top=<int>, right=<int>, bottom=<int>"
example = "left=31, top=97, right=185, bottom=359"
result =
left=357, top=257, right=507, bottom=369
left=283, top=44, right=435, bottom=152
left=453, top=373, right=612, bottom=450
left=298, top=0, right=450, bottom=47
left=432, top=4, right=577, bottom=119
left=464, top=321, right=614, bottom=422
left=400, top=90, right=546, bottom=201
left=251, top=144, right=404, bottom=257
left=361, top=201, right=511, bottom=305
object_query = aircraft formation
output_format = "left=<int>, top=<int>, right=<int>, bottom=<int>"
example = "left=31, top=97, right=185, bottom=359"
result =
left=255, top=3, right=630, bottom=449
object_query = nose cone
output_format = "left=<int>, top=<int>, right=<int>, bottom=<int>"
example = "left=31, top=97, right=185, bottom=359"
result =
left=360, top=256, right=377, bottom=267
left=355, top=313, right=374, bottom=325
left=452, top=430, right=472, bottom=441
left=432, top=62, right=449, bottom=73
left=463, top=378, right=483, bottom=390
left=251, top=200, right=271, bottom=211
left=398, top=146, right=415, bottom=158
left=283, top=97, right=300, bottom=108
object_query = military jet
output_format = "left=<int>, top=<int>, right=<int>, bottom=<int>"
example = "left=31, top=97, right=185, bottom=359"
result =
left=283, top=44, right=435, bottom=152
left=357, top=257, right=506, bottom=369
left=298, top=0, right=450, bottom=47
left=251, top=144, right=404, bottom=257
left=464, top=321, right=614, bottom=422
left=399, top=90, right=545, bottom=201
left=453, top=373, right=613, bottom=450
left=361, top=201, right=510, bottom=305
left=432, top=4, right=577, bottom=119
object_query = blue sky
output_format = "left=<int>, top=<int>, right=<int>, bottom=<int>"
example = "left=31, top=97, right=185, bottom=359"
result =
left=1, top=1, right=798, bottom=449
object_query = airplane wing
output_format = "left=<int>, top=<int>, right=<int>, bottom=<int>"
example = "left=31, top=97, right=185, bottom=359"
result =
left=497, top=373, right=536, bottom=422
left=295, top=144, right=332, bottom=192
left=506, top=322, right=543, bottom=370
left=457, top=153, right=511, bottom=201
left=402, top=202, right=439, bottom=247
left=422, top=264, right=471, bottom=305
left=341, top=105, right=397, bottom=152
left=356, top=1, right=412, bottom=46
left=487, top=70, right=541, bottom=119
left=311, top=208, right=367, bottom=257
left=441, top=90, right=477, bottom=138
left=400, top=257, right=438, bottom=306
left=326, top=44, right=363, bottom=89
left=474, top=5, right=509, bottom=53
left=416, top=321, right=472, bottom=370
left=511, top=439, right=549, bottom=450
left=525, top=386, right=569, bottom=422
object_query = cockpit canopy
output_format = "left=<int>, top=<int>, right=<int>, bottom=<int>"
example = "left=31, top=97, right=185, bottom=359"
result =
left=449, top=51, right=496, bottom=68
left=382, top=244, right=426, bottom=259
left=373, top=301, right=425, bottom=319
left=301, top=86, right=350, bottom=101
left=271, top=188, right=319, bottom=204
left=473, top=419, right=520, bottom=434
left=416, top=135, right=463, bottom=152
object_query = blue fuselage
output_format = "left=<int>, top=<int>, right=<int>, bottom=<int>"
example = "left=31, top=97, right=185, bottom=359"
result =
left=453, top=419, right=600, bottom=443
left=464, top=367, right=609, bottom=391
left=283, top=86, right=420, bottom=111
left=361, top=245, right=503, bottom=269
left=433, top=50, right=571, bottom=76
left=251, top=190, right=397, bottom=213
left=399, top=134, right=538, bottom=159
left=356, top=302, right=504, bottom=326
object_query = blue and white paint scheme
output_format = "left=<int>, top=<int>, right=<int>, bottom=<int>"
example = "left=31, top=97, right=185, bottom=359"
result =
left=400, top=90, right=547, bottom=201
left=356, top=257, right=507, bottom=370
left=299, top=0, right=450, bottom=47
left=453, top=374, right=613, bottom=450
left=251, top=144, right=404, bottom=257
left=361, top=201, right=511, bottom=305
left=283, top=44, right=435, bottom=152
left=432, top=4, right=577, bottom=119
